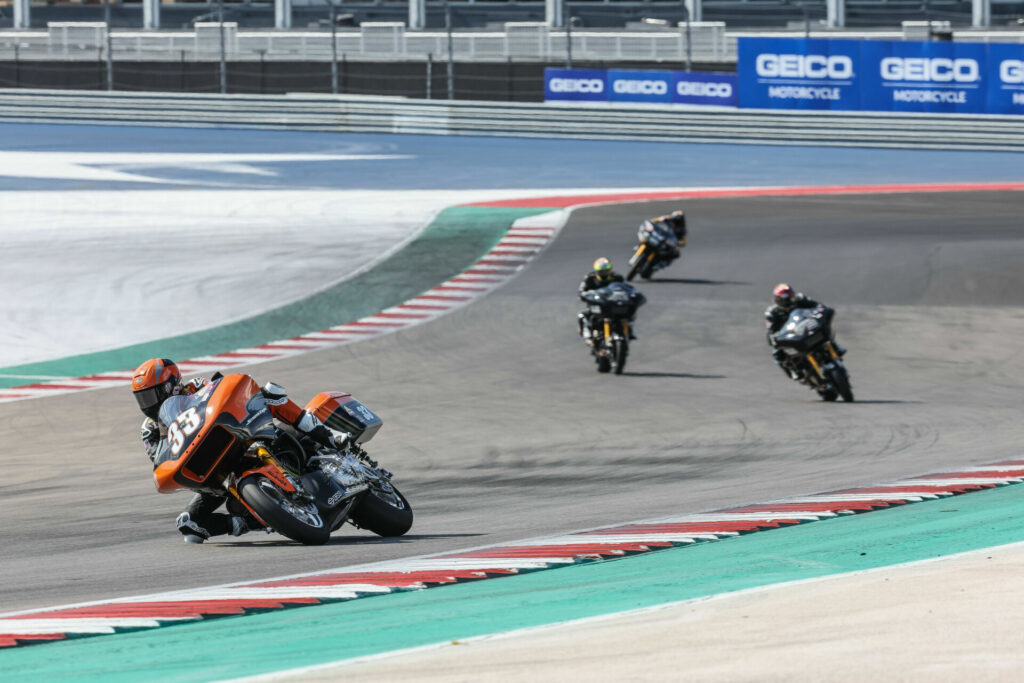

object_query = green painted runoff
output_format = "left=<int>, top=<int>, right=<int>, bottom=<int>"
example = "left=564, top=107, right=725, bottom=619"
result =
left=0, top=206, right=550, bottom=389
left=3, top=482, right=1023, bottom=682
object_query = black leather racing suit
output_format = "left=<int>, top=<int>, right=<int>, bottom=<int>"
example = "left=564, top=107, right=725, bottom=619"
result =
left=765, top=294, right=821, bottom=378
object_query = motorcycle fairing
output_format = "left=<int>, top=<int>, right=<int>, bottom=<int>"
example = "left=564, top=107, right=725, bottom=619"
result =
left=153, top=374, right=275, bottom=493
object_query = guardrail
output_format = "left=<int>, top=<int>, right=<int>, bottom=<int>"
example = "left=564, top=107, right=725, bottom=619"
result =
left=2, top=88, right=1024, bottom=151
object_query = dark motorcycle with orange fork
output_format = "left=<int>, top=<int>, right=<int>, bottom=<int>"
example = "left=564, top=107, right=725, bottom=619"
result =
left=580, top=281, right=646, bottom=375
left=153, top=374, right=412, bottom=545
left=773, top=306, right=853, bottom=402
left=626, top=219, right=685, bottom=281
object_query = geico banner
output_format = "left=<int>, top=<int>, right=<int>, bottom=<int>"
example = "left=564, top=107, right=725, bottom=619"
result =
left=861, top=40, right=987, bottom=113
left=544, top=67, right=737, bottom=107
left=672, top=71, right=738, bottom=106
left=738, top=37, right=1022, bottom=115
left=987, top=43, right=1024, bottom=114
left=607, top=69, right=674, bottom=103
left=738, top=37, right=862, bottom=110
left=544, top=68, right=607, bottom=102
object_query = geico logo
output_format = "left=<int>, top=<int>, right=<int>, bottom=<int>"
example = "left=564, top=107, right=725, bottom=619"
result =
left=676, top=81, right=733, bottom=98
left=549, top=78, right=604, bottom=93
left=613, top=79, right=668, bottom=95
left=1000, top=60, right=1024, bottom=84
left=880, top=57, right=979, bottom=83
left=755, top=54, right=853, bottom=79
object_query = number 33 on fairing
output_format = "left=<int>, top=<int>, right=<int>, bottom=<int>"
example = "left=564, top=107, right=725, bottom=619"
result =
left=168, top=407, right=202, bottom=455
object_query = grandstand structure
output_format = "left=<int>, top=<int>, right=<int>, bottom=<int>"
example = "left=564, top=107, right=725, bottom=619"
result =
left=3, top=0, right=1023, bottom=33
left=0, top=0, right=1021, bottom=96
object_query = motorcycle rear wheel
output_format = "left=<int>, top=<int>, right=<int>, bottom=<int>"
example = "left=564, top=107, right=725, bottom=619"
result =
left=595, top=340, right=612, bottom=373
left=239, top=475, right=330, bottom=545
left=349, top=484, right=413, bottom=537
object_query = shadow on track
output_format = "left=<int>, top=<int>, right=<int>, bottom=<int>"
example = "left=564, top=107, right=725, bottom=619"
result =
left=220, top=533, right=484, bottom=548
left=639, top=278, right=751, bottom=286
left=621, top=371, right=726, bottom=379
left=847, top=399, right=925, bottom=405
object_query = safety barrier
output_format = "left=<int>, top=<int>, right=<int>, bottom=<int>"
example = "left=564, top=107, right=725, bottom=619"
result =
left=2, top=88, right=1024, bottom=150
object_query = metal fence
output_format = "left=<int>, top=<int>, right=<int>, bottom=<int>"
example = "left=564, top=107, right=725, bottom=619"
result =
left=3, top=20, right=1022, bottom=65
left=0, top=22, right=735, bottom=62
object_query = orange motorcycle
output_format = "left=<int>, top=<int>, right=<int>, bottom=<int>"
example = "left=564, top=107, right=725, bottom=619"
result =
left=153, top=373, right=412, bottom=545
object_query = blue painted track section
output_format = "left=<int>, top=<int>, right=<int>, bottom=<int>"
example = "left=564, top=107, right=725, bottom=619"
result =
left=1, top=122, right=1021, bottom=192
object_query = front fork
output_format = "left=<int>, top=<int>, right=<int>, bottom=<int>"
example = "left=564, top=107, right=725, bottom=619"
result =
left=597, top=320, right=627, bottom=352
left=805, top=342, right=841, bottom=380
left=224, top=444, right=303, bottom=527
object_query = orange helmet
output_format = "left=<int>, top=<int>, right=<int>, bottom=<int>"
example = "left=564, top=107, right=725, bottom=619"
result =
left=131, top=358, right=181, bottom=420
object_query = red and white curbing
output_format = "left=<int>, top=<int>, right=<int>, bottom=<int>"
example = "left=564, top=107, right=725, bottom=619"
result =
left=0, top=213, right=564, bottom=404
left=2, top=459, right=1023, bottom=648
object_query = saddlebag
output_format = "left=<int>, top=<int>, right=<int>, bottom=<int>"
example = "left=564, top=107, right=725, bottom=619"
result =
left=306, top=392, right=383, bottom=445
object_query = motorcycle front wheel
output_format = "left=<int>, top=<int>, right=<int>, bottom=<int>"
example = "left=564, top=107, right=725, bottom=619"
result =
left=349, top=484, right=413, bottom=537
left=626, top=247, right=644, bottom=281
left=239, top=475, right=330, bottom=545
left=612, top=338, right=628, bottom=375
left=829, top=365, right=854, bottom=402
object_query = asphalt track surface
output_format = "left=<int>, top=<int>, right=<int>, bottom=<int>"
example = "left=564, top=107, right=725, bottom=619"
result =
left=2, top=190, right=1024, bottom=614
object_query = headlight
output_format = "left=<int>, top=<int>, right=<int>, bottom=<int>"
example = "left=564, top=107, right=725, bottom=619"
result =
left=589, top=305, right=603, bottom=314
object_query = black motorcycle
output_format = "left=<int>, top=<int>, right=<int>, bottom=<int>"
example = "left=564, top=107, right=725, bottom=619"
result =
left=580, top=281, right=646, bottom=374
left=773, top=306, right=853, bottom=402
left=626, top=220, right=685, bottom=281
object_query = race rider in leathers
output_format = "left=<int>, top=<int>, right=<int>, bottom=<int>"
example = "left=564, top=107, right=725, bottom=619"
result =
left=577, top=257, right=636, bottom=342
left=641, top=209, right=688, bottom=258
left=765, top=283, right=845, bottom=379
left=131, top=358, right=347, bottom=544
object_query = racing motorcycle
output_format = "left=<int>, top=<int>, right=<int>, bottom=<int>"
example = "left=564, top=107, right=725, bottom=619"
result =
left=580, top=281, right=646, bottom=374
left=773, top=306, right=853, bottom=402
left=626, top=220, right=685, bottom=281
left=152, top=373, right=412, bottom=545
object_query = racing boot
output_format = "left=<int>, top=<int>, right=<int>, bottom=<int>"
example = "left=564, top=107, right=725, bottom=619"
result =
left=176, top=512, right=211, bottom=544
left=833, top=340, right=847, bottom=357
left=229, top=515, right=250, bottom=537
left=579, top=317, right=594, bottom=347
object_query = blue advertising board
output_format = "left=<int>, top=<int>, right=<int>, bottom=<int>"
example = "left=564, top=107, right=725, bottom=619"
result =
left=673, top=71, right=739, bottom=107
left=607, top=69, right=674, bottom=103
left=860, top=40, right=988, bottom=113
left=737, top=37, right=862, bottom=110
left=738, top=36, right=1024, bottom=115
left=987, top=43, right=1024, bottom=115
left=544, top=68, right=607, bottom=102
left=544, top=67, right=737, bottom=107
